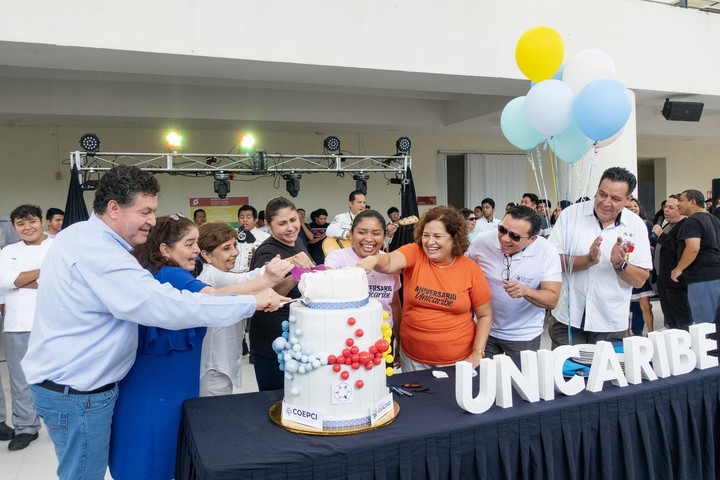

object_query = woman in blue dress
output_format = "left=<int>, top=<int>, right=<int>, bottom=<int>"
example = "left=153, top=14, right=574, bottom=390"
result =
left=108, top=213, right=291, bottom=480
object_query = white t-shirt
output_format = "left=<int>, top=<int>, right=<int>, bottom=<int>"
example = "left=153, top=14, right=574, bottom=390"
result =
left=198, top=263, right=264, bottom=387
left=549, top=201, right=653, bottom=332
left=325, top=212, right=354, bottom=239
left=232, top=227, right=270, bottom=273
left=467, top=231, right=561, bottom=341
left=474, top=217, right=501, bottom=234
left=0, top=236, right=53, bottom=331
left=324, top=247, right=401, bottom=327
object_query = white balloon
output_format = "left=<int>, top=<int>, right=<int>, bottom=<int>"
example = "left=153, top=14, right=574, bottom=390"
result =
left=524, top=79, right=575, bottom=137
left=594, top=126, right=624, bottom=148
left=563, top=49, right=616, bottom=94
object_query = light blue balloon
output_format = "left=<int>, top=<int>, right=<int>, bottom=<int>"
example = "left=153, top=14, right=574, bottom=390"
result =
left=525, top=79, right=575, bottom=136
left=550, top=121, right=592, bottom=164
left=500, top=96, right=545, bottom=151
left=573, top=79, right=631, bottom=141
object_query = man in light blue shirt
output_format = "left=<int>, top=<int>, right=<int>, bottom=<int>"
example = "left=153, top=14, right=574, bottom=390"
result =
left=22, top=165, right=287, bottom=480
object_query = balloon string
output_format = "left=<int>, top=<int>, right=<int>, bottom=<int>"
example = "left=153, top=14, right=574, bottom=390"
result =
left=529, top=148, right=544, bottom=208
left=549, top=141, right=559, bottom=209
left=561, top=147, right=599, bottom=344
left=537, top=141, right=553, bottom=228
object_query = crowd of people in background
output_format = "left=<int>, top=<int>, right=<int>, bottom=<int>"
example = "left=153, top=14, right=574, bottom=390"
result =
left=1, top=163, right=720, bottom=480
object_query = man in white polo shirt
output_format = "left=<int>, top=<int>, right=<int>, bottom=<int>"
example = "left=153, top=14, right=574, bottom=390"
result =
left=467, top=205, right=561, bottom=361
left=548, top=167, right=652, bottom=347
left=473, top=197, right=501, bottom=234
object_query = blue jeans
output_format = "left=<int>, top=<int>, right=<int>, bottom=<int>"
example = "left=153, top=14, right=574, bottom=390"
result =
left=30, top=384, right=118, bottom=480
left=687, top=279, right=720, bottom=324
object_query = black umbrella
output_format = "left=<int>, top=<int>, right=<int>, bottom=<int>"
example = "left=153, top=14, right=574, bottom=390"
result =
left=63, top=165, right=90, bottom=227
left=389, top=167, right=418, bottom=250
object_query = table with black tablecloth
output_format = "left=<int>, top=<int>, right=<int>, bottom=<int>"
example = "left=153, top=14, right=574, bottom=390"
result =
left=177, top=366, right=720, bottom=480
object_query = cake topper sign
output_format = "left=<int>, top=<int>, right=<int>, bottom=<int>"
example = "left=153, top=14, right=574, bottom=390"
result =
left=455, top=324, right=718, bottom=414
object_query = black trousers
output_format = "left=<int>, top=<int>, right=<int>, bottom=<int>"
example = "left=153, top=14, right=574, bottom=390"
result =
left=656, top=282, right=693, bottom=331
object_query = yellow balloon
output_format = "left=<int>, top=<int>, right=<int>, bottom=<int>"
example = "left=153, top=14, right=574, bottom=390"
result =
left=385, top=354, right=394, bottom=364
left=381, top=321, right=391, bottom=330
left=385, top=367, right=395, bottom=377
left=382, top=311, right=390, bottom=320
left=515, top=26, right=564, bottom=83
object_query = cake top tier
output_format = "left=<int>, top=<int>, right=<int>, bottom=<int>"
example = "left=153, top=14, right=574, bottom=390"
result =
left=299, top=267, right=369, bottom=306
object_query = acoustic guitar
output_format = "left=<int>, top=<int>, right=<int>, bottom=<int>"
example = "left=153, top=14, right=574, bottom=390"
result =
left=321, top=215, right=419, bottom=255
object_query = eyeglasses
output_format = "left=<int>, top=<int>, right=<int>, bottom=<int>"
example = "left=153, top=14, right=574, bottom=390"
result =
left=501, top=254, right=511, bottom=281
left=498, top=224, right=529, bottom=242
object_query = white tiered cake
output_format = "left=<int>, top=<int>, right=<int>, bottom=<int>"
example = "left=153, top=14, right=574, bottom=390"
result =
left=272, top=268, right=396, bottom=433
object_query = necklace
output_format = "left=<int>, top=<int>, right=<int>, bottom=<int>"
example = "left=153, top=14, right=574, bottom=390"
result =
left=429, top=256, right=456, bottom=269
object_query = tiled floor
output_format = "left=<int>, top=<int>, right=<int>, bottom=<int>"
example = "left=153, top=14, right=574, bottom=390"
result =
left=0, top=355, right=259, bottom=480
left=0, top=301, right=665, bottom=479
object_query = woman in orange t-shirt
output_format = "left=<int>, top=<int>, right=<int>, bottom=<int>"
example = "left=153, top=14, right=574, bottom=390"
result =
left=357, top=206, right=492, bottom=371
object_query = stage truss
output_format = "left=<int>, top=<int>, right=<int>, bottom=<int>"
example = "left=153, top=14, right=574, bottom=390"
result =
left=69, top=151, right=411, bottom=188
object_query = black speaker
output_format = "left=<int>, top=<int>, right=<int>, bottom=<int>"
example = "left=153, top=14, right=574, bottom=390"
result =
left=662, top=99, right=704, bottom=122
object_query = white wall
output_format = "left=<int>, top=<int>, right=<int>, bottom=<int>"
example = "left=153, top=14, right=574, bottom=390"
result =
left=2, top=0, right=719, bottom=97
left=638, top=139, right=720, bottom=200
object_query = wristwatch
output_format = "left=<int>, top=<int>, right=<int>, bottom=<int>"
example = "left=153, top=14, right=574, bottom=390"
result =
left=615, top=260, right=628, bottom=272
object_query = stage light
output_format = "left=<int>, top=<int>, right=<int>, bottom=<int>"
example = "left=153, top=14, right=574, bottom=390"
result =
left=390, top=174, right=403, bottom=185
left=166, top=131, right=183, bottom=150
left=252, top=150, right=267, bottom=173
left=79, top=134, right=101, bottom=155
left=284, top=173, right=301, bottom=198
left=396, top=137, right=411, bottom=154
left=80, top=179, right=99, bottom=191
left=323, top=136, right=341, bottom=153
left=240, top=134, right=256, bottom=150
left=214, top=171, right=231, bottom=199
left=353, top=173, right=369, bottom=195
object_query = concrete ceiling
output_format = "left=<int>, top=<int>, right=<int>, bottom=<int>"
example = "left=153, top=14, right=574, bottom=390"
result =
left=1, top=43, right=719, bottom=144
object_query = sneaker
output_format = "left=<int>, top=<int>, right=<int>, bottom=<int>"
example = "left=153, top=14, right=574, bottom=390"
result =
left=0, top=422, right=15, bottom=441
left=8, top=432, right=38, bottom=451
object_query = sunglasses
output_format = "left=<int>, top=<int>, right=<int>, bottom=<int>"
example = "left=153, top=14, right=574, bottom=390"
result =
left=157, top=212, right=186, bottom=233
left=467, top=217, right=477, bottom=221
left=498, top=224, right=529, bottom=242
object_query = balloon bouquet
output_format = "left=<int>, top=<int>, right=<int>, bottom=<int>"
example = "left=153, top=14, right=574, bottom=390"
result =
left=501, top=26, right=632, bottom=211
